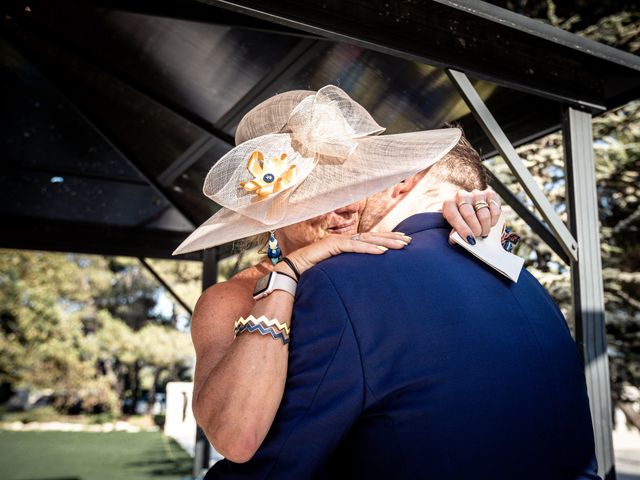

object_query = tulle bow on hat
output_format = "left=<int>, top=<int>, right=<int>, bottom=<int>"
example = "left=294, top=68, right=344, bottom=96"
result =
left=284, top=86, right=385, bottom=159
left=203, top=86, right=386, bottom=225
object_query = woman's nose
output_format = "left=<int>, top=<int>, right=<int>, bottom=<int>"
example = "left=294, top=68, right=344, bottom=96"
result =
left=334, top=202, right=360, bottom=215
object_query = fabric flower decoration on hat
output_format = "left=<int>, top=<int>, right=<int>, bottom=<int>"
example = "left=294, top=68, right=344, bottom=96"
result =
left=240, top=150, right=298, bottom=197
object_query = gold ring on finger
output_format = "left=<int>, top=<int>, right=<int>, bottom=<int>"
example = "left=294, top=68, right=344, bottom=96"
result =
left=473, top=201, right=490, bottom=212
left=489, top=199, right=500, bottom=208
left=458, top=200, right=471, bottom=208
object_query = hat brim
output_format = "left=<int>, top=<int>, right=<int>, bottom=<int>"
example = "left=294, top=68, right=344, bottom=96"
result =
left=172, top=127, right=461, bottom=256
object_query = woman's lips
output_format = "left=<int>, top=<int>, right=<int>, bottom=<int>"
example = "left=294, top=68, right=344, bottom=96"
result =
left=327, top=222, right=356, bottom=234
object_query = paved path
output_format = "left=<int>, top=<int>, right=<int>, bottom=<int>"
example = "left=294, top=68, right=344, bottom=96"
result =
left=614, top=417, right=640, bottom=480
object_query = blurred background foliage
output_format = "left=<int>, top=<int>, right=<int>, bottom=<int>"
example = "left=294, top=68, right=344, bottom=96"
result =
left=0, top=252, right=199, bottom=419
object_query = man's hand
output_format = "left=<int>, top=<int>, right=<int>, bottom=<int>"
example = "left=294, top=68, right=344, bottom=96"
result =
left=442, top=188, right=502, bottom=244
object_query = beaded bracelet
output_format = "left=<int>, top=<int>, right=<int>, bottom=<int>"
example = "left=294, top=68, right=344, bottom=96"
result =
left=234, top=315, right=290, bottom=345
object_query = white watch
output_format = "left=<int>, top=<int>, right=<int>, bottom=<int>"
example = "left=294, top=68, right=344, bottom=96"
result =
left=253, top=271, right=297, bottom=300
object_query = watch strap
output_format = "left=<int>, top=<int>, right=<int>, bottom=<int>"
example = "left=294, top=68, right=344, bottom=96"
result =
left=271, top=271, right=297, bottom=296
left=253, top=271, right=297, bottom=300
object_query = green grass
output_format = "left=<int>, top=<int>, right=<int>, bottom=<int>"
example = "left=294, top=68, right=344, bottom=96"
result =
left=0, top=430, right=193, bottom=480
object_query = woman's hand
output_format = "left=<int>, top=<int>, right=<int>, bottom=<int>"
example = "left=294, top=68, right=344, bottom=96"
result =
left=282, top=232, right=411, bottom=275
left=442, top=188, right=502, bottom=244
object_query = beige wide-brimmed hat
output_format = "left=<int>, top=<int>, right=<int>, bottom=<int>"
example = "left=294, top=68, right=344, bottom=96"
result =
left=172, top=85, right=461, bottom=255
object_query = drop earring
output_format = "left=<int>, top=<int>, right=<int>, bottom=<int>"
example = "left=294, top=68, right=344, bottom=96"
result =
left=266, top=230, right=282, bottom=265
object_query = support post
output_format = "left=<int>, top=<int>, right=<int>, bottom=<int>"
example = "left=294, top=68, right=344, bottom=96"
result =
left=193, top=248, right=218, bottom=478
left=562, top=107, right=615, bottom=480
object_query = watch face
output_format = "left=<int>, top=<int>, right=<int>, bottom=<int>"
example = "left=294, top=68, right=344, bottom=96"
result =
left=253, top=273, right=272, bottom=297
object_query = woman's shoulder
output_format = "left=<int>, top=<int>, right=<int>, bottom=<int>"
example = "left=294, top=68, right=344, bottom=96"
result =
left=230, top=260, right=273, bottom=284
left=195, top=261, right=272, bottom=309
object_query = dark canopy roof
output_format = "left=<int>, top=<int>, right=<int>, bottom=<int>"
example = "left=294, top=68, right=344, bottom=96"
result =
left=1, top=0, right=639, bottom=260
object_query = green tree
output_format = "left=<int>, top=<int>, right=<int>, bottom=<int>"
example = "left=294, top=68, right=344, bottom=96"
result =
left=0, top=250, right=195, bottom=418
left=137, top=323, right=194, bottom=414
left=0, top=250, right=109, bottom=412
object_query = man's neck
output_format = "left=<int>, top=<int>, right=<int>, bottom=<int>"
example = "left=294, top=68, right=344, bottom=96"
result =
left=372, top=181, right=458, bottom=232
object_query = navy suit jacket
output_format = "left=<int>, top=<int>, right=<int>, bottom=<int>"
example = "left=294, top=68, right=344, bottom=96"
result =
left=207, top=213, right=600, bottom=480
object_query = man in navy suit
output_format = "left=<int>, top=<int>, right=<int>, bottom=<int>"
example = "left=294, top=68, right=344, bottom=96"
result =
left=207, top=135, right=601, bottom=479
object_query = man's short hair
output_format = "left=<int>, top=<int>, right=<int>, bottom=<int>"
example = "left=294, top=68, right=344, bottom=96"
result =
left=425, top=127, right=487, bottom=191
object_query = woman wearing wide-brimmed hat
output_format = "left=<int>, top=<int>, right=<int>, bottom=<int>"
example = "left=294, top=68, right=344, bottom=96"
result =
left=173, top=85, right=501, bottom=462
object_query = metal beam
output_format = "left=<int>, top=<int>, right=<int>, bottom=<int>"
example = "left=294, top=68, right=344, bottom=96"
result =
left=0, top=214, right=201, bottom=261
left=457, top=88, right=562, bottom=160
left=1, top=33, right=249, bottom=261
left=24, top=0, right=317, bottom=38
left=7, top=164, right=150, bottom=187
left=3, top=11, right=235, bottom=146
left=446, top=68, right=578, bottom=262
left=138, top=257, right=193, bottom=316
left=0, top=35, right=199, bottom=231
left=437, top=0, right=639, bottom=72
left=157, top=38, right=328, bottom=184
left=157, top=134, right=221, bottom=187
left=193, top=0, right=639, bottom=110
left=562, top=107, right=615, bottom=480
left=193, top=247, right=219, bottom=476
left=215, top=38, right=328, bottom=130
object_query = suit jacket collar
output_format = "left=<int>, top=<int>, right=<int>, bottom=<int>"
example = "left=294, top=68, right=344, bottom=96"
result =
left=392, top=212, right=449, bottom=236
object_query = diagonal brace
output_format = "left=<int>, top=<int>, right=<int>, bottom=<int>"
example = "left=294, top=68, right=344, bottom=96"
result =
left=446, top=68, right=578, bottom=262
left=138, top=258, right=193, bottom=317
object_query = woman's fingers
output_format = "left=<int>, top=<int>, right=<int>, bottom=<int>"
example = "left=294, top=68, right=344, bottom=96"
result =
left=287, top=232, right=407, bottom=272
left=339, top=238, right=391, bottom=255
left=485, top=189, right=502, bottom=227
left=471, top=189, right=492, bottom=237
left=325, top=231, right=412, bottom=255
left=442, top=188, right=503, bottom=243
left=353, top=232, right=412, bottom=250
left=442, top=191, right=479, bottom=243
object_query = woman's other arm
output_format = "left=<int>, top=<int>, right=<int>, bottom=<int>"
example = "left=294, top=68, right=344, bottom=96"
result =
left=190, top=278, right=294, bottom=463
left=190, top=233, right=405, bottom=463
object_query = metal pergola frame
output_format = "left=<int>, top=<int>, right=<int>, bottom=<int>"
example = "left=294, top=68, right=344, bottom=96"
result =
left=3, top=1, right=639, bottom=479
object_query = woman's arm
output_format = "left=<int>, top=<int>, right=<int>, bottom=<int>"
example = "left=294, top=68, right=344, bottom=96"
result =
left=191, top=282, right=294, bottom=463
left=190, top=232, right=407, bottom=463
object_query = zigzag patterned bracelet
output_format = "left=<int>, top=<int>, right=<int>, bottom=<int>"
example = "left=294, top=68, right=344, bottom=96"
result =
left=235, top=315, right=291, bottom=335
left=234, top=315, right=290, bottom=345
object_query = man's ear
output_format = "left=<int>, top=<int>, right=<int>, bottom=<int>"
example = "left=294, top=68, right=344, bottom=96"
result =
left=391, top=173, right=422, bottom=198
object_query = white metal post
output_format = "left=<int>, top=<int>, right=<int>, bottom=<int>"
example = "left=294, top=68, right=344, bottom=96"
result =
left=562, top=107, right=615, bottom=480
